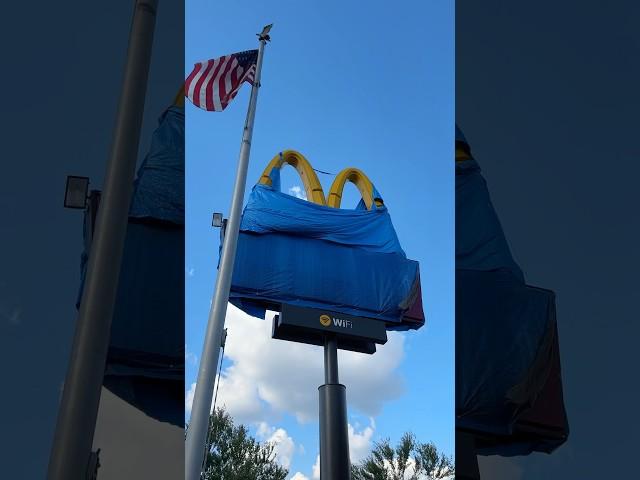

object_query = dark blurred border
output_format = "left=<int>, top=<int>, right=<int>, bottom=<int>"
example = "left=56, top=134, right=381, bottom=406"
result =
left=0, top=2, right=184, bottom=477
left=457, top=1, right=640, bottom=478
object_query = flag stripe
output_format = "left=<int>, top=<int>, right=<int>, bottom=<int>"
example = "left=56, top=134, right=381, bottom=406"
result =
left=201, top=57, right=224, bottom=110
left=184, top=62, right=202, bottom=100
left=192, top=60, right=214, bottom=108
left=212, top=57, right=233, bottom=111
left=186, top=62, right=205, bottom=103
left=222, top=58, right=238, bottom=105
left=205, top=59, right=224, bottom=111
left=210, top=57, right=231, bottom=108
left=184, top=50, right=258, bottom=112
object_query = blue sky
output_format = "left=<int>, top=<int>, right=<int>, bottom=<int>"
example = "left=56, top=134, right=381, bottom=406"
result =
left=186, top=1, right=454, bottom=477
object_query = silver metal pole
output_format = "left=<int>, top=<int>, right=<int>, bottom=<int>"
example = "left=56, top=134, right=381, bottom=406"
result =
left=47, top=1, right=158, bottom=478
left=185, top=34, right=268, bottom=480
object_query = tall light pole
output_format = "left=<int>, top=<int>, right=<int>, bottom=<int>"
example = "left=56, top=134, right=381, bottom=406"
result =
left=47, top=1, right=158, bottom=478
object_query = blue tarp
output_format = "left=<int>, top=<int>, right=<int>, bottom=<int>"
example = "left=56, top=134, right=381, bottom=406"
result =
left=76, top=106, right=185, bottom=426
left=77, top=106, right=185, bottom=307
left=455, top=158, right=524, bottom=281
left=129, top=106, right=185, bottom=224
left=230, top=183, right=421, bottom=323
left=456, top=150, right=568, bottom=454
left=239, top=184, right=405, bottom=255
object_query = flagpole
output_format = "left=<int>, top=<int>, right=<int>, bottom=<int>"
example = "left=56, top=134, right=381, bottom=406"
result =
left=185, top=27, right=270, bottom=480
left=47, top=1, right=158, bottom=478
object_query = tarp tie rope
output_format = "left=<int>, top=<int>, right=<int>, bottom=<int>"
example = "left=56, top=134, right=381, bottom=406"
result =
left=313, top=168, right=335, bottom=176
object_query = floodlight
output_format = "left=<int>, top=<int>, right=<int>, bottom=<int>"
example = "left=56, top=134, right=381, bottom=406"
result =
left=64, top=176, right=90, bottom=209
left=212, top=212, right=224, bottom=227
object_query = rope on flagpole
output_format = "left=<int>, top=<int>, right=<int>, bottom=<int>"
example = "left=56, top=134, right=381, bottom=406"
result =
left=201, top=328, right=227, bottom=478
left=211, top=329, right=227, bottom=415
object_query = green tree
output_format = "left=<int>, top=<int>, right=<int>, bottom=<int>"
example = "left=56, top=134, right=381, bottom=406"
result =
left=351, top=432, right=454, bottom=480
left=199, top=408, right=288, bottom=480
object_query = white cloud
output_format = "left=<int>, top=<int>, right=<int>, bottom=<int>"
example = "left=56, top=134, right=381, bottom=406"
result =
left=256, top=422, right=296, bottom=469
left=288, top=185, right=307, bottom=200
left=185, top=344, right=197, bottom=366
left=348, top=419, right=375, bottom=463
left=290, top=473, right=310, bottom=480
left=214, top=304, right=405, bottom=425
left=187, top=267, right=196, bottom=277
left=312, top=455, right=320, bottom=479
left=185, top=382, right=196, bottom=413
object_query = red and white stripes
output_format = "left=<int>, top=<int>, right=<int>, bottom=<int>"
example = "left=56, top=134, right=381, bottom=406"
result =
left=185, top=51, right=256, bottom=111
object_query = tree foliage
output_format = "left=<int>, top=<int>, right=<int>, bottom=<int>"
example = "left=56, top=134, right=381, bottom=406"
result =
left=351, top=432, right=454, bottom=480
left=199, top=408, right=288, bottom=480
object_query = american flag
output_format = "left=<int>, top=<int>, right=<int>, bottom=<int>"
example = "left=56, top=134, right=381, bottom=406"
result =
left=185, top=49, right=258, bottom=112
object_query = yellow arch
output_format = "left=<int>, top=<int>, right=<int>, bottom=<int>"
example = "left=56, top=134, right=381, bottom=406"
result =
left=174, top=84, right=185, bottom=107
left=455, top=145, right=471, bottom=162
left=258, top=150, right=327, bottom=205
left=327, top=168, right=384, bottom=210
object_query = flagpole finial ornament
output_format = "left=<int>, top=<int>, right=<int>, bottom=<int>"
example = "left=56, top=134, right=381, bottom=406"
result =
left=258, top=23, right=273, bottom=42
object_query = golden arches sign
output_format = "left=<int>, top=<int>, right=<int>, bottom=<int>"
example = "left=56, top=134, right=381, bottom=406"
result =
left=258, top=149, right=383, bottom=210
left=327, top=168, right=384, bottom=210
left=259, top=150, right=326, bottom=205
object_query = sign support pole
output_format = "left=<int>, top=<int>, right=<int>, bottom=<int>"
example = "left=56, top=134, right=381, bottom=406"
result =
left=456, top=431, right=481, bottom=479
left=185, top=27, right=269, bottom=480
left=319, top=334, right=351, bottom=479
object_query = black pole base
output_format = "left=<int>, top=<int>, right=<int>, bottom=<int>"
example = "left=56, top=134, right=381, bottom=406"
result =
left=456, top=430, right=480, bottom=479
left=318, top=383, right=350, bottom=479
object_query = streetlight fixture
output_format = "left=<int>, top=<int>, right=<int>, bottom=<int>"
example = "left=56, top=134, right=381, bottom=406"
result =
left=211, top=212, right=224, bottom=228
left=64, top=175, right=90, bottom=209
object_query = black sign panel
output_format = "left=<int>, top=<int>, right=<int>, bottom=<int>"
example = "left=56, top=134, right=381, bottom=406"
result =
left=272, top=304, right=388, bottom=354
